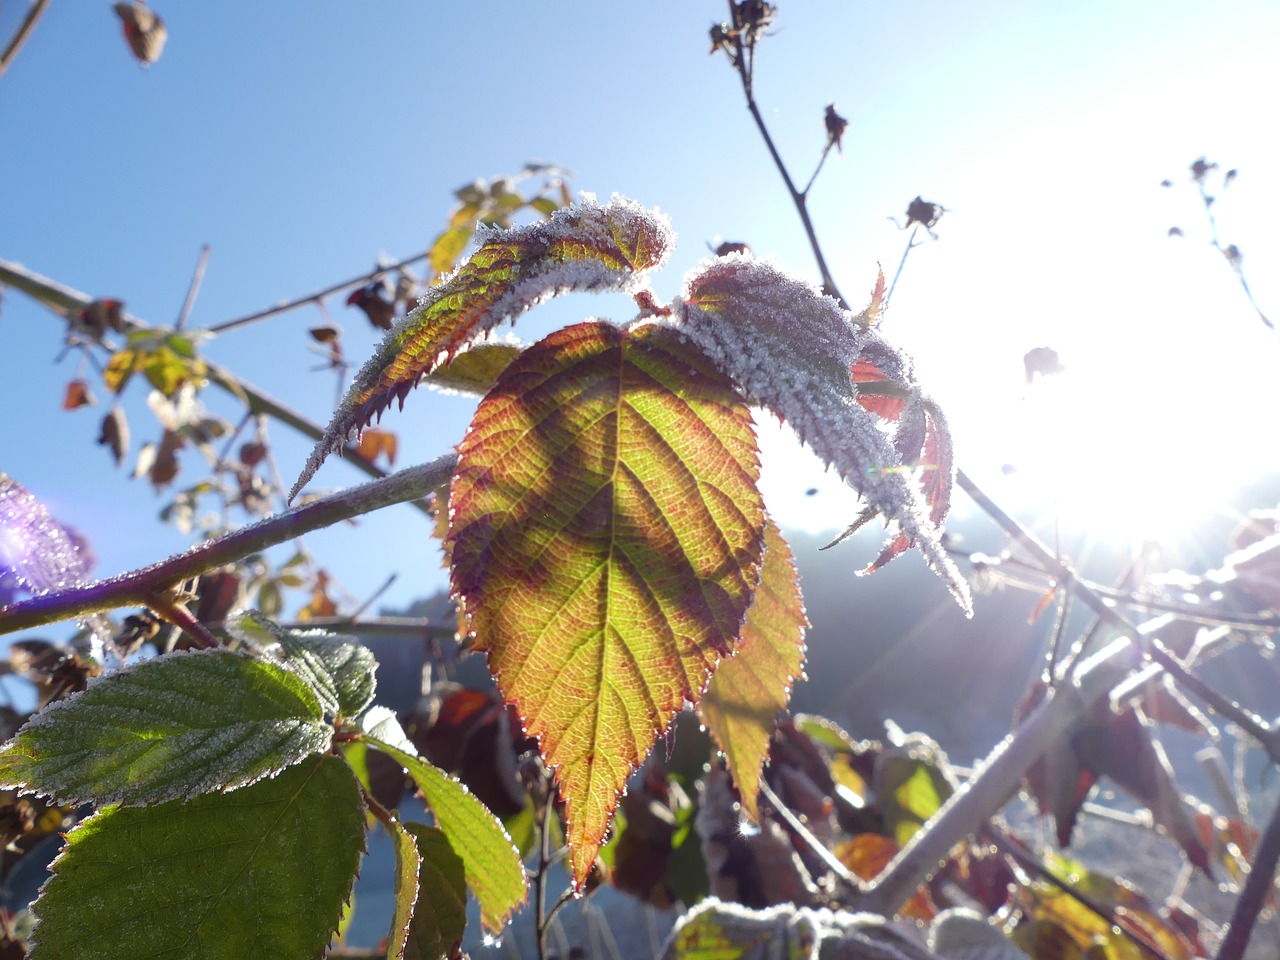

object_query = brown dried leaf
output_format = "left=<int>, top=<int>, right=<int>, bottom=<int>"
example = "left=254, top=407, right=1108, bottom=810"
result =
left=97, top=408, right=129, bottom=467
left=62, top=379, right=95, bottom=410
left=113, top=1, right=167, bottom=65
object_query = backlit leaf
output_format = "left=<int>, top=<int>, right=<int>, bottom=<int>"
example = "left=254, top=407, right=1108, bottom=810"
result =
left=0, top=649, right=330, bottom=806
left=423, top=341, right=523, bottom=396
left=367, top=739, right=526, bottom=932
left=671, top=257, right=969, bottom=614
left=834, top=834, right=935, bottom=920
left=404, top=824, right=468, bottom=960
left=291, top=195, right=673, bottom=499
left=448, top=320, right=764, bottom=884
left=226, top=611, right=377, bottom=720
left=0, top=474, right=93, bottom=596
left=699, top=519, right=807, bottom=821
left=29, top=754, right=364, bottom=960
left=387, top=818, right=423, bottom=960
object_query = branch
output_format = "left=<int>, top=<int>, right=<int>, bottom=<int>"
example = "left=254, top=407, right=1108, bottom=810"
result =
left=1215, top=795, right=1280, bottom=960
left=0, top=257, right=429, bottom=513
left=0, top=455, right=457, bottom=636
left=0, top=0, right=48, bottom=79
left=202, top=249, right=430, bottom=335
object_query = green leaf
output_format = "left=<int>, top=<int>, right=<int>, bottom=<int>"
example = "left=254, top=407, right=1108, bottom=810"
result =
left=29, top=754, right=365, bottom=960
left=882, top=757, right=951, bottom=846
left=0, top=649, right=330, bottom=806
left=699, top=519, right=807, bottom=822
left=227, top=611, right=377, bottom=719
left=423, top=341, right=523, bottom=396
left=404, top=824, right=468, bottom=960
left=290, top=195, right=673, bottom=500
left=366, top=738, right=526, bottom=933
left=448, top=320, right=764, bottom=885
left=387, top=818, right=423, bottom=960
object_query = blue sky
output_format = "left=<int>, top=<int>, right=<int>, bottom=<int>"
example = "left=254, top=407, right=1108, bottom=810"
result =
left=2, top=1, right=1279, bottom=630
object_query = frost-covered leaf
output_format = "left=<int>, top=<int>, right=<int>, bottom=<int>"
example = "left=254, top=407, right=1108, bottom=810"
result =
left=448, top=320, right=764, bottom=885
left=0, top=474, right=93, bottom=596
left=28, top=754, right=364, bottom=960
left=367, top=739, right=526, bottom=932
left=699, top=519, right=807, bottom=822
left=661, top=898, right=933, bottom=960
left=226, top=610, right=377, bottom=719
left=404, top=823, right=468, bottom=960
left=291, top=194, right=672, bottom=499
left=668, top=256, right=970, bottom=614
left=0, top=649, right=330, bottom=806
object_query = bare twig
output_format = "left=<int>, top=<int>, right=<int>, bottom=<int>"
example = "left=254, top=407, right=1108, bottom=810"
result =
left=202, top=250, right=431, bottom=335
left=0, top=455, right=457, bottom=636
left=0, top=0, right=49, bottom=79
left=1216, top=795, right=1280, bottom=960
left=0, top=257, right=429, bottom=511
left=884, top=226, right=920, bottom=308
left=175, top=244, right=211, bottom=331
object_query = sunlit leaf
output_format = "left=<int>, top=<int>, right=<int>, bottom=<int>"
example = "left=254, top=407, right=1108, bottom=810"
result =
left=102, top=349, right=138, bottom=394
left=0, top=650, right=330, bottom=806
left=291, top=195, right=673, bottom=500
left=448, top=320, right=764, bottom=884
left=404, top=823, right=468, bottom=960
left=423, top=341, right=523, bottom=396
left=366, top=738, right=526, bottom=932
left=699, top=519, right=807, bottom=821
left=834, top=834, right=934, bottom=920
left=387, top=818, right=422, bottom=960
left=879, top=751, right=951, bottom=846
left=28, top=754, right=364, bottom=960
left=354, top=427, right=398, bottom=467
left=61, top=379, right=94, bottom=410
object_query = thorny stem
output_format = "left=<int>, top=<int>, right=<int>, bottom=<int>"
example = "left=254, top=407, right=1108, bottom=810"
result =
left=143, top=591, right=219, bottom=649
left=0, top=257, right=429, bottom=514
left=202, top=250, right=430, bottom=335
left=0, top=455, right=457, bottom=636
left=1216, top=796, right=1280, bottom=960
left=0, top=0, right=48, bottom=79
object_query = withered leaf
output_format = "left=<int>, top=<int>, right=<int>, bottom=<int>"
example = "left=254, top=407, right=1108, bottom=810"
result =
left=113, top=1, right=167, bottom=65
left=823, top=104, right=848, bottom=154
left=347, top=282, right=396, bottom=331
left=62, top=380, right=95, bottom=411
left=1023, top=346, right=1065, bottom=383
left=97, top=408, right=129, bottom=467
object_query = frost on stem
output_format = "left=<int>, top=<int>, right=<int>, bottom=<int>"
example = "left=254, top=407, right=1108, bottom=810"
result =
left=664, top=254, right=971, bottom=614
left=290, top=194, right=674, bottom=500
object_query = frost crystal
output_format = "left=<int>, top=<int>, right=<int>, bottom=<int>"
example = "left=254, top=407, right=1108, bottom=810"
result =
left=291, top=194, right=674, bottom=500
left=661, top=254, right=971, bottom=613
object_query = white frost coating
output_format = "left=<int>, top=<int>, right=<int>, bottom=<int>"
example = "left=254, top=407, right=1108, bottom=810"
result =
left=655, top=255, right=970, bottom=613
left=291, top=194, right=675, bottom=500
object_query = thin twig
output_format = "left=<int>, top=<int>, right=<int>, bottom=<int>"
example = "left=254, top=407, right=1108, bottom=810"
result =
left=1215, top=796, right=1280, bottom=960
left=144, top=592, right=219, bottom=649
left=202, top=250, right=431, bottom=336
left=535, top=788, right=556, bottom=960
left=800, top=141, right=835, bottom=198
left=175, top=244, right=211, bottom=331
left=0, top=257, right=428, bottom=511
left=884, top=226, right=919, bottom=308
left=0, top=455, right=457, bottom=636
left=0, top=0, right=49, bottom=78
left=758, top=777, right=862, bottom=891
left=345, top=573, right=398, bottom=622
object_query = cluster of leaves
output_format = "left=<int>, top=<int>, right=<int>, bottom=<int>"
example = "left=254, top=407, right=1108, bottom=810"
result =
left=0, top=614, right=526, bottom=959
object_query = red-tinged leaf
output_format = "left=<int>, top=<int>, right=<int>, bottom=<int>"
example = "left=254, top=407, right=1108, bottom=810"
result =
left=291, top=196, right=673, bottom=500
left=61, top=379, right=94, bottom=410
left=699, top=519, right=807, bottom=822
left=674, top=258, right=969, bottom=614
left=835, top=834, right=935, bottom=920
left=448, top=320, right=764, bottom=885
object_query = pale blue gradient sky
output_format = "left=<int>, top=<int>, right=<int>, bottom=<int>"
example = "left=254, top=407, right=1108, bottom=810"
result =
left=2, top=1, right=1278, bottom=624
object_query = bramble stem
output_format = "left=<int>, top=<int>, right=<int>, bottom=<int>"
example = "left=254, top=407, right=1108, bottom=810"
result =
left=0, top=0, right=48, bottom=78
left=0, top=455, right=456, bottom=635
left=1215, top=795, right=1280, bottom=960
